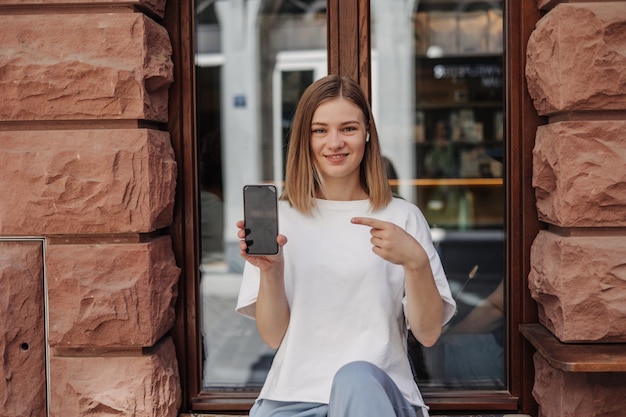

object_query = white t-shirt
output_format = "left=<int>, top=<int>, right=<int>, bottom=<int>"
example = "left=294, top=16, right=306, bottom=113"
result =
left=236, top=197, right=456, bottom=407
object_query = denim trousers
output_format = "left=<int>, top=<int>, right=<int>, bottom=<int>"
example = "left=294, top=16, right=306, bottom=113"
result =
left=249, top=361, right=428, bottom=417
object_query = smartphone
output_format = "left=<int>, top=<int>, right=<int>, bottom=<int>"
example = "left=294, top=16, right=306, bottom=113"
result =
left=243, top=184, right=279, bottom=255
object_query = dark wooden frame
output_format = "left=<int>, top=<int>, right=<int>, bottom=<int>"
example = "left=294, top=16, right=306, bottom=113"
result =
left=163, top=0, right=200, bottom=411
left=504, top=1, right=545, bottom=415
left=327, top=0, right=371, bottom=98
left=164, top=0, right=545, bottom=413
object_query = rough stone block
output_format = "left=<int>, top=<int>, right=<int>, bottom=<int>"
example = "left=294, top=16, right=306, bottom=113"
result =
left=533, top=121, right=626, bottom=227
left=0, top=129, right=176, bottom=235
left=0, top=0, right=167, bottom=17
left=0, top=13, right=172, bottom=121
left=529, top=230, right=626, bottom=342
left=526, top=3, right=626, bottom=115
left=0, top=241, right=46, bottom=417
left=532, top=353, right=626, bottom=417
left=47, top=236, right=180, bottom=347
left=49, top=336, right=181, bottom=417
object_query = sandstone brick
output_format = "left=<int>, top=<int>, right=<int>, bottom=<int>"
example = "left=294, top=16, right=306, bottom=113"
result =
left=0, top=129, right=176, bottom=235
left=49, top=336, right=181, bottom=417
left=529, top=230, right=626, bottom=342
left=526, top=3, right=626, bottom=115
left=532, top=121, right=626, bottom=227
left=0, top=0, right=166, bottom=17
left=0, top=13, right=172, bottom=121
left=47, top=236, right=180, bottom=347
left=0, top=241, right=46, bottom=417
left=532, top=353, right=626, bottom=417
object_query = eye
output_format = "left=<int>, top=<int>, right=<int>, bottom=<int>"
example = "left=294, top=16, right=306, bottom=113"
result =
left=312, top=128, right=326, bottom=135
left=342, top=126, right=358, bottom=133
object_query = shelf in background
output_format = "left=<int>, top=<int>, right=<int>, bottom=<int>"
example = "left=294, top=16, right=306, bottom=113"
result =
left=390, top=178, right=503, bottom=187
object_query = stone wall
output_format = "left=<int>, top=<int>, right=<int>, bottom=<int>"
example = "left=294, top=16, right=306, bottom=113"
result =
left=526, top=2, right=626, bottom=416
left=0, top=1, right=181, bottom=416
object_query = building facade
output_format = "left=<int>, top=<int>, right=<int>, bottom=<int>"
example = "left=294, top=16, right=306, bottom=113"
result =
left=1, top=1, right=625, bottom=417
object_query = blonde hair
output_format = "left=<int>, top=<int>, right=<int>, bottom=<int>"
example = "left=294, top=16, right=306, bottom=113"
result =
left=282, top=75, right=392, bottom=214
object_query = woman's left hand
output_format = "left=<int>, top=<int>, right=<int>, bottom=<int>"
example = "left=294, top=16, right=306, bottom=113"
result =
left=352, top=216, right=444, bottom=347
left=351, top=217, right=428, bottom=270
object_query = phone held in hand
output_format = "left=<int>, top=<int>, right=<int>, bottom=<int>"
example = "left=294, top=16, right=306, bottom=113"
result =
left=243, top=184, right=279, bottom=255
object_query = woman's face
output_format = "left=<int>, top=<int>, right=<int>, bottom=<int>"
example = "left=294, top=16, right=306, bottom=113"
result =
left=309, top=97, right=368, bottom=187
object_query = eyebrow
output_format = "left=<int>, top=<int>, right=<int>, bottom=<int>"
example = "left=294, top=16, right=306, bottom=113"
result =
left=311, top=120, right=361, bottom=126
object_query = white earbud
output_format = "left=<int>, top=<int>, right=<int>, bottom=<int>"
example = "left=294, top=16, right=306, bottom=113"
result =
left=366, top=132, right=370, bottom=143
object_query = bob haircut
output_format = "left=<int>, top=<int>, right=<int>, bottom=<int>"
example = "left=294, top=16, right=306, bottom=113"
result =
left=282, top=75, right=393, bottom=214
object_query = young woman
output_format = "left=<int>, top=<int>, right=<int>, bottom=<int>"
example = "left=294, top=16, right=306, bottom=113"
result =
left=236, top=75, right=456, bottom=417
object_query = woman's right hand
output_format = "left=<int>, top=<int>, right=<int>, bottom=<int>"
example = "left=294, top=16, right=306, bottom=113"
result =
left=236, top=219, right=287, bottom=272
left=237, top=220, right=290, bottom=349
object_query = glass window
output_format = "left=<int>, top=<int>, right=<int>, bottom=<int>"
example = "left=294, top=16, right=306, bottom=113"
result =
left=195, top=0, right=327, bottom=390
left=371, top=0, right=505, bottom=390
left=195, top=0, right=504, bottom=398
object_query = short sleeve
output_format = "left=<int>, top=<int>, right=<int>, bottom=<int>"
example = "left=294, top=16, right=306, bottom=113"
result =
left=235, top=261, right=261, bottom=319
left=404, top=204, right=457, bottom=326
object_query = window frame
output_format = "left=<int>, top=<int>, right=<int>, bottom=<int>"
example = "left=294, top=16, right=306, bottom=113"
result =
left=164, top=0, right=543, bottom=413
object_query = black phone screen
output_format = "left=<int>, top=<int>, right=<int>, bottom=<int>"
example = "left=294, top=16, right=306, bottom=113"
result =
left=243, top=184, right=279, bottom=255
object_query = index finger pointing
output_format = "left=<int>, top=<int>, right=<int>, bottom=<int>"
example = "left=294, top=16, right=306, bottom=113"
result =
left=351, top=217, right=385, bottom=229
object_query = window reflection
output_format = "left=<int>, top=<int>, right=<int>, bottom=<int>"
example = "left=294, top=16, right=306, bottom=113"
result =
left=417, top=1, right=505, bottom=390
left=371, top=0, right=505, bottom=390
left=195, top=0, right=327, bottom=389
left=196, top=0, right=505, bottom=393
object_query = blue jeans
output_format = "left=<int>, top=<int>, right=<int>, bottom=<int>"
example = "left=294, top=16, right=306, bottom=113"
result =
left=249, top=361, right=427, bottom=417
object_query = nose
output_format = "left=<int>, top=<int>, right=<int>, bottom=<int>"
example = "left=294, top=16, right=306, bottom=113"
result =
left=328, top=130, right=345, bottom=148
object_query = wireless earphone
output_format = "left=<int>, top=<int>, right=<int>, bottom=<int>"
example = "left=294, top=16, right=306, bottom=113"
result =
left=366, top=132, right=370, bottom=143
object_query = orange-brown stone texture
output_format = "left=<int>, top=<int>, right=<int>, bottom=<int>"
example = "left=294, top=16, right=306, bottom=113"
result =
left=0, top=241, right=46, bottom=417
left=0, top=0, right=167, bottom=17
left=0, top=4, right=180, bottom=416
left=0, top=129, right=176, bottom=235
left=526, top=3, right=626, bottom=116
left=527, top=3, right=626, bottom=417
left=529, top=231, right=626, bottom=343
left=47, top=236, right=180, bottom=347
left=533, top=121, right=626, bottom=228
left=0, top=13, right=173, bottom=122
left=532, top=353, right=626, bottom=417
left=49, top=337, right=181, bottom=417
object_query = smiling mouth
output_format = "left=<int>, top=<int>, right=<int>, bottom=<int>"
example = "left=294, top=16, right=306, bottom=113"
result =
left=325, top=153, right=348, bottom=160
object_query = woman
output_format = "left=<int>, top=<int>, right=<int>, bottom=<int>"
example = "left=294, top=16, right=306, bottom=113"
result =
left=236, top=75, right=456, bottom=417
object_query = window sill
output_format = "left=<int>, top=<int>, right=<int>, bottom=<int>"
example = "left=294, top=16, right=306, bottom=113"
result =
left=520, top=323, right=626, bottom=372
